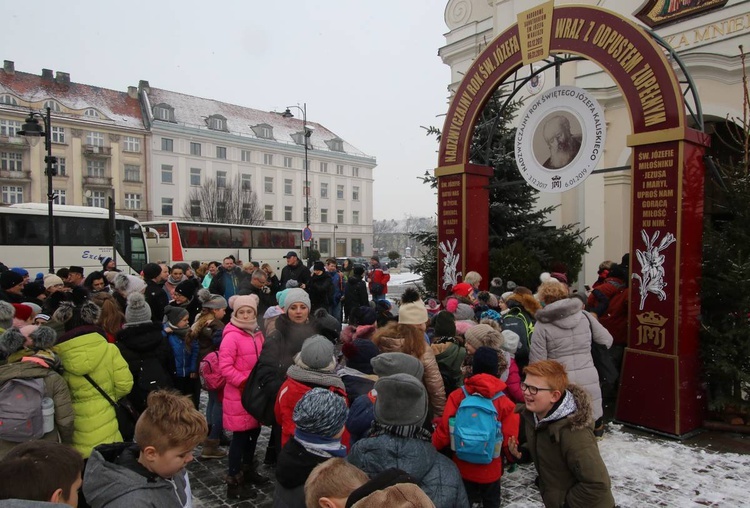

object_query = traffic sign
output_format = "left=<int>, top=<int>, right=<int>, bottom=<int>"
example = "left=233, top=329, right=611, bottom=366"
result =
left=302, top=227, right=313, bottom=242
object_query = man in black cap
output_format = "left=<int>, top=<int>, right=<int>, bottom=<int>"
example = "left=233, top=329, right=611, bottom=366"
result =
left=280, top=251, right=310, bottom=290
left=67, top=266, right=85, bottom=287
left=0, top=270, right=25, bottom=304
left=308, top=261, right=333, bottom=312
left=142, top=262, right=169, bottom=323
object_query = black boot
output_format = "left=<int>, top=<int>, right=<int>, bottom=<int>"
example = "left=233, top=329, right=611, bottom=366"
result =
left=242, top=463, right=270, bottom=485
left=225, top=473, right=256, bottom=500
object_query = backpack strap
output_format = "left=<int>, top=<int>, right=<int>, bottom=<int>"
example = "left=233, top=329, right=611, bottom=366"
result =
left=83, top=374, right=117, bottom=409
left=461, top=386, right=469, bottom=398
left=491, top=391, right=505, bottom=401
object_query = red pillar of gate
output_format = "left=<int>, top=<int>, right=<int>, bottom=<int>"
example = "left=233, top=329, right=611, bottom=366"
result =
left=616, top=128, right=710, bottom=436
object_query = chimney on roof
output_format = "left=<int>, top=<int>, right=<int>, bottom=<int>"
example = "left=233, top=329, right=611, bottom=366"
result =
left=42, top=68, right=53, bottom=80
left=55, top=71, right=70, bottom=86
left=3, top=60, right=14, bottom=75
left=138, top=80, right=150, bottom=94
left=127, top=86, right=138, bottom=99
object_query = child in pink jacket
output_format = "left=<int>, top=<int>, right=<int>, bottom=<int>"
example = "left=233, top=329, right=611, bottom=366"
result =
left=219, top=294, right=267, bottom=500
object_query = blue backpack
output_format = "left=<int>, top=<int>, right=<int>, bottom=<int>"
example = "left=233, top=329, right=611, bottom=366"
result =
left=452, top=387, right=503, bottom=464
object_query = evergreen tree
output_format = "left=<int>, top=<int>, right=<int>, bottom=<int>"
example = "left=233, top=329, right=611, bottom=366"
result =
left=700, top=45, right=750, bottom=415
left=417, top=88, right=592, bottom=293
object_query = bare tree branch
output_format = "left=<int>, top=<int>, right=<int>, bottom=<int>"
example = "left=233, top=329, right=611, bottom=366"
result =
left=183, top=175, right=265, bottom=225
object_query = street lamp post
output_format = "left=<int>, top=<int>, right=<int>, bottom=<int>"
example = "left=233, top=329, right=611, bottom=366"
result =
left=18, top=107, right=57, bottom=273
left=333, top=224, right=338, bottom=257
left=281, top=104, right=311, bottom=228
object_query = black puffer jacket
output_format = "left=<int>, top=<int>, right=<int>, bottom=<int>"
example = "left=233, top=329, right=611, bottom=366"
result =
left=115, top=322, right=173, bottom=413
left=280, top=261, right=310, bottom=289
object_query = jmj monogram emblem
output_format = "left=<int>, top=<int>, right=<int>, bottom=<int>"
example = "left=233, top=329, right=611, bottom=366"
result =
left=635, top=312, right=668, bottom=350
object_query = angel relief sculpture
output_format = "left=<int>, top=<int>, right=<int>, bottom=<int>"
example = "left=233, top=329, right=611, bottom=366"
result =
left=439, top=238, right=462, bottom=290
left=632, top=229, right=676, bottom=310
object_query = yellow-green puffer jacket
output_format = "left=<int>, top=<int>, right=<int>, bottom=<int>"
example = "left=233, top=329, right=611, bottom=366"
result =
left=54, top=325, right=133, bottom=458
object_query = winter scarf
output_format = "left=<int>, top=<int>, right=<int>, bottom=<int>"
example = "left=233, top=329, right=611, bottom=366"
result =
left=535, top=389, right=577, bottom=428
left=286, top=365, right=346, bottom=391
left=369, top=421, right=433, bottom=442
left=293, top=429, right=347, bottom=458
left=230, top=312, right=258, bottom=333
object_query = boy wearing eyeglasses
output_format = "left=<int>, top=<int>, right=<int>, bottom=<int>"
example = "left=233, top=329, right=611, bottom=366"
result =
left=509, top=360, right=614, bottom=508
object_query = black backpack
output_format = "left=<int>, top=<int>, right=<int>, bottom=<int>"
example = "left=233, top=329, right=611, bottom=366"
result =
left=135, top=357, right=173, bottom=393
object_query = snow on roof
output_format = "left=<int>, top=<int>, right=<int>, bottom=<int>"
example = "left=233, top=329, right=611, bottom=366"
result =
left=0, top=68, right=145, bottom=130
left=146, top=87, right=375, bottom=161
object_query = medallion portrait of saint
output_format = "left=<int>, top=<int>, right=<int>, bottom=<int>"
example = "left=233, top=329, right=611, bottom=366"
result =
left=536, top=114, right=582, bottom=170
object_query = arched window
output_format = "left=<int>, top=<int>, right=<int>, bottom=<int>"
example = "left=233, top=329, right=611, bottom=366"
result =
left=0, top=95, right=18, bottom=106
left=84, top=108, right=99, bottom=118
left=207, top=114, right=227, bottom=131
left=44, top=100, right=61, bottom=112
left=153, top=103, right=175, bottom=122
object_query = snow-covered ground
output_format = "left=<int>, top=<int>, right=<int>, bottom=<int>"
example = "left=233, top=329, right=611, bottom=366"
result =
left=503, top=424, right=750, bottom=507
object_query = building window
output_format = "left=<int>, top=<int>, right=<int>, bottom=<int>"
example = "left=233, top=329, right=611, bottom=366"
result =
left=352, top=210, right=360, bottom=225
left=190, top=200, right=201, bottom=218
left=302, top=180, right=310, bottom=197
left=242, top=204, right=253, bottom=219
left=284, top=179, right=293, bottom=195
left=284, top=206, right=293, bottom=221
left=217, top=202, right=227, bottom=221
left=321, top=162, right=328, bottom=173
left=352, top=167, right=360, bottom=177
left=256, top=125, right=273, bottom=139
left=54, top=189, right=66, bottom=205
left=84, top=108, right=99, bottom=118
left=241, top=174, right=252, bottom=190
left=153, top=105, right=174, bottom=122
left=161, top=165, right=173, bottom=184
left=264, top=176, right=274, bottom=193
left=0, top=120, right=21, bottom=137
left=207, top=115, right=227, bottom=131
left=190, top=168, right=201, bottom=186
left=124, top=193, right=141, bottom=210
left=190, top=142, right=201, bottom=156
left=161, top=197, right=173, bottom=216
left=51, top=126, right=66, bottom=144
left=319, top=238, right=330, bottom=255
left=122, top=136, right=139, bottom=152
left=321, top=209, right=328, bottom=223
left=351, top=238, right=363, bottom=256
left=86, top=131, right=104, bottom=147
left=0, top=152, right=22, bottom=171
left=284, top=156, right=293, bottom=168
left=328, top=139, right=344, bottom=152
left=217, top=171, right=227, bottom=188
left=337, top=185, right=344, bottom=199
left=161, top=138, right=173, bottom=152
left=1, top=186, right=23, bottom=204
left=0, top=95, right=17, bottom=106
left=43, top=100, right=61, bottom=112
left=124, top=164, right=140, bottom=182
left=320, top=182, right=328, bottom=198
left=336, top=164, right=344, bottom=175
left=52, top=157, right=66, bottom=176
left=216, top=146, right=227, bottom=159
left=352, top=186, right=360, bottom=201
left=337, top=210, right=344, bottom=224
left=242, top=150, right=252, bottom=162
left=87, top=190, right=106, bottom=208
left=303, top=159, right=309, bottom=171
left=264, top=205, right=273, bottom=220
left=264, top=153, right=273, bottom=165
left=87, top=159, right=105, bottom=177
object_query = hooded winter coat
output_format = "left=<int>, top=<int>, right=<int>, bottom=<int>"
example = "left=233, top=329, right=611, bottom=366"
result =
left=115, top=322, right=173, bottom=413
left=83, top=443, right=191, bottom=508
left=530, top=298, right=613, bottom=421
left=343, top=275, right=368, bottom=319
left=348, top=432, right=469, bottom=508
left=307, top=271, right=334, bottom=312
left=274, top=364, right=347, bottom=447
left=54, top=325, right=133, bottom=458
left=0, top=358, right=75, bottom=459
left=272, top=437, right=334, bottom=508
left=520, top=384, right=614, bottom=508
left=431, top=338, right=466, bottom=397
left=219, top=322, right=264, bottom=432
left=374, top=327, right=446, bottom=417
left=432, top=373, right=520, bottom=484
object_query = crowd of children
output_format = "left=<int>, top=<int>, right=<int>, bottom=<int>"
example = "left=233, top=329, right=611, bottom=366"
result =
left=0, top=257, right=617, bottom=508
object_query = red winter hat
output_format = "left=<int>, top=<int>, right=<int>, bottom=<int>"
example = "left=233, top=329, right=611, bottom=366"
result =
left=12, top=303, right=33, bottom=322
left=452, top=282, right=473, bottom=298
left=550, top=272, right=568, bottom=284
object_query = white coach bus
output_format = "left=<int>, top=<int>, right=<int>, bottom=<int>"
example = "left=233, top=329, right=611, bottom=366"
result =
left=0, top=203, right=148, bottom=274
left=142, top=220, right=301, bottom=273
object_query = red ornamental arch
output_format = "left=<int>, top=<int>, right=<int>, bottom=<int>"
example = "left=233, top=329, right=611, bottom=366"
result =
left=436, top=3, right=709, bottom=436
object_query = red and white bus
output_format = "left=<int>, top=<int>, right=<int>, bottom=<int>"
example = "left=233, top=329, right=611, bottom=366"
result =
left=143, top=220, right=300, bottom=273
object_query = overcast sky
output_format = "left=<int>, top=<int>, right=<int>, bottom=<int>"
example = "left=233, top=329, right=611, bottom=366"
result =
left=2, top=0, right=449, bottom=221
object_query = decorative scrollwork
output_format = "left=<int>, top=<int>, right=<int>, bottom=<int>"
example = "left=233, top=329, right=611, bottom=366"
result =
left=446, top=0, right=472, bottom=29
